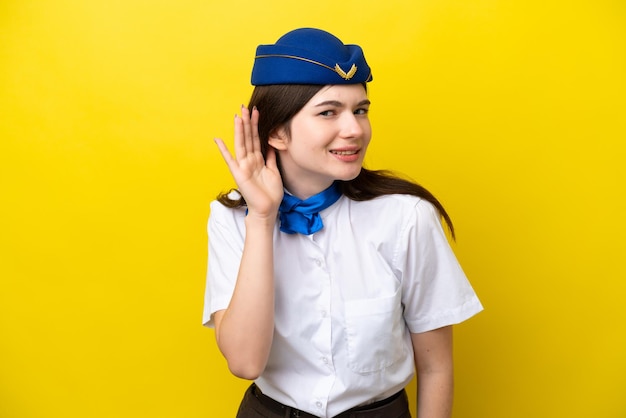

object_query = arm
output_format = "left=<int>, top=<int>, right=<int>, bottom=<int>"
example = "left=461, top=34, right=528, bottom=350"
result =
left=411, top=326, right=454, bottom=418
left=212, top=106, right=283, bottom=380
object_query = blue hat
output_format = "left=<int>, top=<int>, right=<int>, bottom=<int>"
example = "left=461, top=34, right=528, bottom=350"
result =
left=251, top=28, right=373, bottom=86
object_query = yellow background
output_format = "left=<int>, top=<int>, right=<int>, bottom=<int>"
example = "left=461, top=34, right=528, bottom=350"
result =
left=1, top=1, right=625, bottom=417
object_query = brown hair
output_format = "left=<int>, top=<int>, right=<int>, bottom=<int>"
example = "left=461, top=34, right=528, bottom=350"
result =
left=217, top=84, right=455, bottom=239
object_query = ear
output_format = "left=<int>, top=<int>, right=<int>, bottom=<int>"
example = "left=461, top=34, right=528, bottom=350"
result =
left=268, top=128, right=288, bottom=151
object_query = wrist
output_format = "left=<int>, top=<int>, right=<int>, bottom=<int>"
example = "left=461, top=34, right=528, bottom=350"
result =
left=245, top=211, right=277, bottom=229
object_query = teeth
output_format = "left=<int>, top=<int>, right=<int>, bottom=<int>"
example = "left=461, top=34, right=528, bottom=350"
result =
left=331, top=150, right=357, bottom=155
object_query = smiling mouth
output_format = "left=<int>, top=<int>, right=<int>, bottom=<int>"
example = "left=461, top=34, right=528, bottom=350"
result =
left=330, top=150, right=358, bottom=155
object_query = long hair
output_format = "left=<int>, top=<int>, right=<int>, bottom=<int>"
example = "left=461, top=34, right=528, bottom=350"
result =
left=217, top=84, right=455, bottom=239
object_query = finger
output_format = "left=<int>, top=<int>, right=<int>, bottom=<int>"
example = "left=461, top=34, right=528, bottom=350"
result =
left=233, top=114, right=246, bottom=161
left=214, top=137, right=238, bottom=172
left=265, top=145, right=279, bottom=171
left=251, top=106, right=261, bottom=154
left=241, top=105, right=254, bottom=155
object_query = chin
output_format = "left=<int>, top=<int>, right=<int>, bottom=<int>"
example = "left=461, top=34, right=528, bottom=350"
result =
left=335, top=168, right=363, bottom=182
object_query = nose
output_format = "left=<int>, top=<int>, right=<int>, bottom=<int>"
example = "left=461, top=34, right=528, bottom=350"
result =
left=339, top=112, right=365, bottom=139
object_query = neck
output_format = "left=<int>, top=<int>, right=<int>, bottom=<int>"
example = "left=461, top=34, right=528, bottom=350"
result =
left=283, top=180, right=335, bottom=200
left=278, top=182, right=342, bottom=235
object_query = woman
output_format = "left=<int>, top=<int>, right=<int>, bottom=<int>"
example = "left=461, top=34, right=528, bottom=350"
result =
left=204, top=28, right=483, bottom=418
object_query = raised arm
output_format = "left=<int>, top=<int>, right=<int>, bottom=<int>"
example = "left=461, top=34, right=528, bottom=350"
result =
left=212, top=105, right=283, bottom=379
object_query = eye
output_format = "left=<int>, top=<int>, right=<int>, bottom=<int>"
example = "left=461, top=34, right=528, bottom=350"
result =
left=354, top=107, right=369, bottom=115
left=318, top=109, right=336, bottom=117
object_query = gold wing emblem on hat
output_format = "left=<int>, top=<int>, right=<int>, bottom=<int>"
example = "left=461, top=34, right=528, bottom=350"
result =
left=335, top=64, right=357, bottom=80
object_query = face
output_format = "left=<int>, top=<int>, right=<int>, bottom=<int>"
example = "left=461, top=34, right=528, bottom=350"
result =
left=268, top=84, right=372, bottom=199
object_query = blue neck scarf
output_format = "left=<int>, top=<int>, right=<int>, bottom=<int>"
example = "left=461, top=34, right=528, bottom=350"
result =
left=279, top=182, right=342, bottom=235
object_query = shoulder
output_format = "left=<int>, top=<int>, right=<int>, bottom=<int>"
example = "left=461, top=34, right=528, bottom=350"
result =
left=345, top=194, right=439, bottom=225
left=335, top=194, right=443, bottom=242
left=208, top=198, right=247, bottom=236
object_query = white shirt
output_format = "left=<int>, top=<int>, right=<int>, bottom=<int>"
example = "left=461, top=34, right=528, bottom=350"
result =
left=203, top=194, right=483, bottom=418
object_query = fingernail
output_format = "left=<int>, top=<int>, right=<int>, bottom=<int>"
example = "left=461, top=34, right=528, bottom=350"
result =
left=252, top=106, right=257, bottom=111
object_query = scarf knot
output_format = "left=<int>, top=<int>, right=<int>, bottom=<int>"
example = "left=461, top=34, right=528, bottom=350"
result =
left=279, top=182, right=342, bottom=235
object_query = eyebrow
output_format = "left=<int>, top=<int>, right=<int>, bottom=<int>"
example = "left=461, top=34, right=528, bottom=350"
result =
left=314, top=99, right=371, bottom=107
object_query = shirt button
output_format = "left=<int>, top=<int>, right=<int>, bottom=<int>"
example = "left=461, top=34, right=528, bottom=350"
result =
left=321, top=310, right=327, bottom=317
left=314, top=259, right=322, bottom=267
left=316, top=401, right=323, bottom=408
left=322, top=357, right=328, bottom=364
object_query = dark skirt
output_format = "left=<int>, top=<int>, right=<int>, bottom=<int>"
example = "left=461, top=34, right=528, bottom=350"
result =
left=236, top=383, right=411, bottom=418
